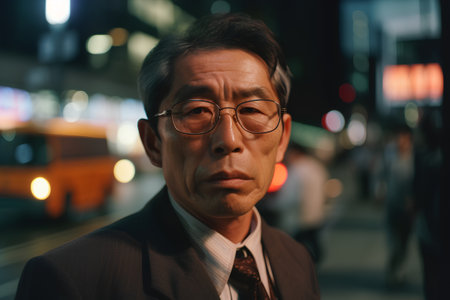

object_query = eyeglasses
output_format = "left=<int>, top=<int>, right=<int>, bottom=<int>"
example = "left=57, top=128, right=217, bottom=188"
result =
left=154, top=99, right=286, bottom=135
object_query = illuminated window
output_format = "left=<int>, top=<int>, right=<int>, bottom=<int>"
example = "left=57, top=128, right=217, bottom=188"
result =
left=383, top=63, right=443, bottom=102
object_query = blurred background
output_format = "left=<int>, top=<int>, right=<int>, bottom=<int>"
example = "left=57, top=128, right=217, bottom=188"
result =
left=0, top=0, right=449, bottom=299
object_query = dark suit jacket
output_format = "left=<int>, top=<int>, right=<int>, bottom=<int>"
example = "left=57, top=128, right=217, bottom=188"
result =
left=16, top=186, right=320, bottom=299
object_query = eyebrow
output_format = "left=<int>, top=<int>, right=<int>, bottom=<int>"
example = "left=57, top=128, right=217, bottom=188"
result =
left=173, top=85, right=275, bottom=103
left=234, top=87, right=274, bottom=100
left=173, top=85, right=215, bottom=103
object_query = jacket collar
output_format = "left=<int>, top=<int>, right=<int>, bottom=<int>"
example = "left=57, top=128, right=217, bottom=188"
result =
left=137, top=186, right=220, bottom=299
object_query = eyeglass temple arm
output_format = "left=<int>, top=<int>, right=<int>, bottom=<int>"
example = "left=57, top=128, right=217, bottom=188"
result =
left=154, top=110, right=171, bottom=118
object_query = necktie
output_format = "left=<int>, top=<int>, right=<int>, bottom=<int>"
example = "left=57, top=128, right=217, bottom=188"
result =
left=228, top=247, right=271, bottom=300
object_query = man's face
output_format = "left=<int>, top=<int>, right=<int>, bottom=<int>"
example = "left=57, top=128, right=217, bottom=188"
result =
left=139, top=49, right=291, bottom=224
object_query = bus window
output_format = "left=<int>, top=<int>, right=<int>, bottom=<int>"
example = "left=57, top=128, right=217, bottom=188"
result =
left=58, top=136, right=109, bottom=159
left=0, top=132, right=51, bottom=166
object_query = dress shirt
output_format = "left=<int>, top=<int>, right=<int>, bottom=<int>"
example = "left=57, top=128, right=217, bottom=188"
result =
left=169, top=194, right=273, bottom=300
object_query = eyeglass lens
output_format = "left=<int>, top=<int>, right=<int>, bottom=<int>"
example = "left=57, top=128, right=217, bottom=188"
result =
left=171, top=100, right=281, bottom=134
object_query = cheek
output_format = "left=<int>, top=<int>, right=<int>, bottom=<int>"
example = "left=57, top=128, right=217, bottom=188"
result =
left=251, top=136, right=282, bottom=183
left=161, top=134, right=208, bottom=188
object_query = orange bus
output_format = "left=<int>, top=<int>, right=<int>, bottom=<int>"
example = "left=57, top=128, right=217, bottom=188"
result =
left=0, top=119, right=117, bottom=219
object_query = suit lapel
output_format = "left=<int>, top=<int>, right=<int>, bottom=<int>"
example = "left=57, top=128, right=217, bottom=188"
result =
left=137, top=187, right=220, bottom=299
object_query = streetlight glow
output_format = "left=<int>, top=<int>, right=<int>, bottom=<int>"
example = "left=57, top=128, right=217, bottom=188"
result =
left=46, top=0, right=71, bottom=25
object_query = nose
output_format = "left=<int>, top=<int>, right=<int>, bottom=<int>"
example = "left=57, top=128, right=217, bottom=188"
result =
left=210, top=109, right=243, bottom=156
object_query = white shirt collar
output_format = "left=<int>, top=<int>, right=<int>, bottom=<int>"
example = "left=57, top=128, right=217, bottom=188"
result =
left=168, top=193, right=268, bottom=297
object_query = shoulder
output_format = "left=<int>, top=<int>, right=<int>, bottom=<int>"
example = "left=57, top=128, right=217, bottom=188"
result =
left=16, top=212, right=146, bottom=298
left=30, top=186, right=173, bottom=267
left=16, top=254, right=81, bottom=299
left=16, top=187, right=174, bottom=298
left=261, top=222, right=320, bottom=298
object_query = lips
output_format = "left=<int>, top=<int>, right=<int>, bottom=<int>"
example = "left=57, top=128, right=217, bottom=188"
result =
left=207, top=170, right=251, bottom=181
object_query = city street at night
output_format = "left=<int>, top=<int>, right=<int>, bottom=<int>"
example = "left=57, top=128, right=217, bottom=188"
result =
left=1, top=1, right=447, bottom=298
left=0, top=166, right=424, bottom=300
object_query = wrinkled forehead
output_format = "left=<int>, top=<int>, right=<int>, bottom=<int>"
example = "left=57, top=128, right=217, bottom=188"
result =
left=165, top=48, right=277, bottom=106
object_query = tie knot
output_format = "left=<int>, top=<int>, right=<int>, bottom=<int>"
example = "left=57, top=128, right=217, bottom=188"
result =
left=229, top=247, right=272, bottom=299
left=236, top=247, right=250, bottom=258
left=233, top=247, right=260, bottom=282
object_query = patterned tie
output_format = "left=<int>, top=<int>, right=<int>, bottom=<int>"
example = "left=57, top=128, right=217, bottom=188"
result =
left=228, top=247, right=271, bottom=300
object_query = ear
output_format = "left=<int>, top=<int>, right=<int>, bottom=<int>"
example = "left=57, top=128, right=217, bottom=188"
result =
left=138, top=119, right=163, bottom=168
left=275, top=113, right=291, bottom=163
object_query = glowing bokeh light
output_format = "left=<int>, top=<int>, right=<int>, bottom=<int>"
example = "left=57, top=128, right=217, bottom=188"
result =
left=0, top=86, right=33, bottom=123
left=322, top=110, right=345, bottom=133
left=339, top=83, right=356, bottom=103
left=31, top=177, right=51, bottom=200
left=128, top=32, right=159, bottom=65
left=15, top=144, right=33, bottom=164
left=404, top=102, right=419, bottom=128
left=114, top=159, right=136, bottom=183
left=383, top=63, right=443, bottom=102
left=86, top=35, right=113, bottom=55
left=109, top=28, right=129, bottom=46
left=116, top=122, right=140, bottom=155
left=46, top=0, right=70, bottom=25
left=268, top=163, right=288, bottom=193
left=347, top=119, right=366, bottom=146
left=428, top=63, right=444, bottom=99
left=63, top=102, right=82, bottom=123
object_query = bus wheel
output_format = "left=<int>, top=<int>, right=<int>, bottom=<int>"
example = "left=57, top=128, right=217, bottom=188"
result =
left=97, top=191, right=110, bottom=216
left=63, top=192, right=77, bottom=221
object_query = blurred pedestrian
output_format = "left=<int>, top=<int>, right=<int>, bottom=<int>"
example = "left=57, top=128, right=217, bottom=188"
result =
left=413, top=112, right=443, bottom=299
left=258, top=143, right=329, bottom=263
left=383, top=124, right=415, bottom=288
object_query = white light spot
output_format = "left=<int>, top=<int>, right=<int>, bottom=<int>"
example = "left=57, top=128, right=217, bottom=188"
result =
left=323, top=110, right=345, bottom=133
left=114, top=159, right=136, bottom=183
left=86, top=35, right=113, bottom=55
left=46, top=0, right=71, bottom=25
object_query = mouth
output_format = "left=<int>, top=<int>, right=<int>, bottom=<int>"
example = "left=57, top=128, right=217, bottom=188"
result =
left=207, top=171, right=251, bottom=181
left=206, top=170, right=252, bottom=188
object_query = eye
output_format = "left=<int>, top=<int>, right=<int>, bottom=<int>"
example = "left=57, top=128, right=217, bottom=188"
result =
left=239, top=105, right=264, bottom=115
left=188, top=106, right=211, bottom=115
left=177, top=101, right=214, bottom=118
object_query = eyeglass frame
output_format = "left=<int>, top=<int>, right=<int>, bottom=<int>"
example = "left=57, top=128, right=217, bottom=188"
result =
left=153, top=99, right=287, bottom=135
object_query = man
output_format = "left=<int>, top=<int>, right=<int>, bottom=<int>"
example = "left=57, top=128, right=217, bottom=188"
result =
left=16, top=13, right=320, bottom=299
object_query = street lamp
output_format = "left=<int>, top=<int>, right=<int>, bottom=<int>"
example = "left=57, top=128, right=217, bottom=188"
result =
left=39, top=0, right=74, bottom=106
left=45, top=0, right=71, bottom=26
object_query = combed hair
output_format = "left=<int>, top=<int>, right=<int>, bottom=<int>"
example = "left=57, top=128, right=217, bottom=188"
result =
left=138, top=13, right=291, bottom=130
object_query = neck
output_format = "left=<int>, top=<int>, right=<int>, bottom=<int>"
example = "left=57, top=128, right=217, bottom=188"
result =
left=170, top=194, right=256, bottom=243
left=202, top=211, right=254, bottom=243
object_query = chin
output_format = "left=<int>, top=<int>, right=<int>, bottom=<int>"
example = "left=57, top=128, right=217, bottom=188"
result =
left=212, top=193, right=258, bottom=216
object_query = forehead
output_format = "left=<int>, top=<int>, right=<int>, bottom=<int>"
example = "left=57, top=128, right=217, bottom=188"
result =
left=167, top=49, right=277, bottom=103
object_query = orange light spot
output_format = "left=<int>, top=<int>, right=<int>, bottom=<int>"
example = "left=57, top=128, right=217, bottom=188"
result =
left=267, top=163, right=288, bottom=193
left=383, top=63, right=443, bottom=101
left=428, top=63, right=444, bottom=99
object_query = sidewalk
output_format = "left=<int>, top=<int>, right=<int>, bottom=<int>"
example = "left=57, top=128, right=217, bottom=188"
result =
left=317, top=198, right=423, bottom=300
